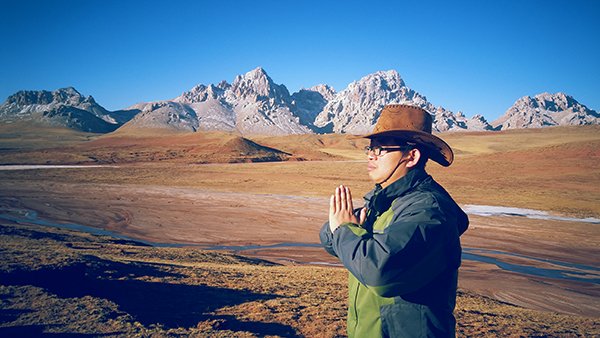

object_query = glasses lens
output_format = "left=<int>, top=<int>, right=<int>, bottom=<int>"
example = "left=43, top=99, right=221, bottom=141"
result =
left=365, top=146, right=383, bottom=156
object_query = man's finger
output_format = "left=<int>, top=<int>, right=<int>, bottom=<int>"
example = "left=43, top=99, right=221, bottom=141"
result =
left=346, top=186, right=353, bottom=211
left=335, top=186, right=341, bottom=212
left=340, top=185, right=347, bottom=210
left=329, top=194, right=335, bottom=215
left=359, top=207, right=367, bottom=225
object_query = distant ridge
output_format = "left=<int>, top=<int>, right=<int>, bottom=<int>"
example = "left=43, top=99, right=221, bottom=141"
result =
left=120, top=67, right=494, bottom=135
left=493, top=92, right=600, bottom=130
left=314, top=70, right=495, bottom=133
left=1, top=70, right=598, bottom=135
left=0, top=87, right=137, bottom=132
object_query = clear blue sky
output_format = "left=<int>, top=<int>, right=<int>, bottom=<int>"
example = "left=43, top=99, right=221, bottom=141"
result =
left=1, top=0, right=598, bottom=122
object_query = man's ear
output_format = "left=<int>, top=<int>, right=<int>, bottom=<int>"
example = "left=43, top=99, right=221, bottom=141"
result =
left=406, top=148, right=421, bottom=168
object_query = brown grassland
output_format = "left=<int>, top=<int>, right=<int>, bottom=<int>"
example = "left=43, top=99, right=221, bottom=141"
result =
left=1, top=123, right=599, bottom=336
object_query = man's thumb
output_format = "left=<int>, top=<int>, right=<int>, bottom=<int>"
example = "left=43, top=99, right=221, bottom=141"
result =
left=359, top=207, right=367, bottom=225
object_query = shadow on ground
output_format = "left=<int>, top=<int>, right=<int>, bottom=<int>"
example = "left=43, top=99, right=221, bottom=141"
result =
left=0, top=325, right=115, bottom=337
left=0, top=255, right=299, bottom=337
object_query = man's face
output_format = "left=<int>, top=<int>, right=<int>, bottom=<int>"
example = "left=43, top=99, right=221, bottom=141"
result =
left=366, top=137, right=407, bottom=185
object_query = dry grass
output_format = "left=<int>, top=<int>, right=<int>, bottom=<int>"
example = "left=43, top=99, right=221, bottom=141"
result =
left=0, top=122, right=100, bottom=149
left=1, top=221, right=597, bottom=337
left=441, top=125, right=600, bottom=155
left=1, top=153, right=598, bottom=219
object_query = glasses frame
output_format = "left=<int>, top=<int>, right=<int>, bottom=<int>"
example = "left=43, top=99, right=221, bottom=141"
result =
left=364, top=145, right=413, bottom=157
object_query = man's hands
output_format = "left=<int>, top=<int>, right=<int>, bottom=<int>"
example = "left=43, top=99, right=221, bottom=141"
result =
left=329, top=185, right=367, bottom=233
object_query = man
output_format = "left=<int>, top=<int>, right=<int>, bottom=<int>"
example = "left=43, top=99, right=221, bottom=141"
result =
left=320, top=104, right=469, bottom=337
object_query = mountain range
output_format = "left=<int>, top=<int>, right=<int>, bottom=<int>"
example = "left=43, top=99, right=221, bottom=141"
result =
left=1, top=67, right=598, bottom=135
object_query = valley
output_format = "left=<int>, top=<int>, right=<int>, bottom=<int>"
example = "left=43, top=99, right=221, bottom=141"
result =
left=1, top=125, right=599, bottom=336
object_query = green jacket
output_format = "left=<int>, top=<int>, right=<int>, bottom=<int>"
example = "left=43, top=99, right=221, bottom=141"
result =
left=320, top=168, right=469, bottom=337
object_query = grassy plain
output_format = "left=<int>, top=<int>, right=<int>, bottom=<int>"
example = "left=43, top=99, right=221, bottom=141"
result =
left=2, top=125, right=599, bottom=216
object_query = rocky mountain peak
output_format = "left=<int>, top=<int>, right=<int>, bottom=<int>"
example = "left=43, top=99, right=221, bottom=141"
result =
left=530, top=92, right=578, bottom=111
left=355, top=69, right=406, bottom=91
left=6, top=87, right=85, bottom=107
left=0, top=86, right=135, bottom=132
left=125, top=67, right=311, bottom=135
left=513, top=92, right=580, bottom=112
left=313, top=69, right=431, bottom=133
left=51, top=87, right=88, bottom=106
left=493, top=92, right=599, bottom=130
left=216, top=80, right=231, bottom=90
left=244, top=66, right=269, bottom=80
left=6, top=90, right=53, bottom=106
left=56, top=86, right=82, bottom=96
left=176, top=83, right=227, bottom=104
left=290, top=86, right=336, bottom=131
left=230, top=67, right=291, bottom=104
left=307, top=84, right=336, bottom=101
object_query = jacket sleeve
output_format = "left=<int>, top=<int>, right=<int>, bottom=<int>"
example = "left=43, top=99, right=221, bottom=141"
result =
left=319, top=221, right=338, bottom=257
left=320, top=207, right=367, bottom=258
left=331, top=195, right=457, bottom=297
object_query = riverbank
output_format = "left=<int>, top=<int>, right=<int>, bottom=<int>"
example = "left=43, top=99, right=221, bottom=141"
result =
left=1, top=179, right=599, bottom=317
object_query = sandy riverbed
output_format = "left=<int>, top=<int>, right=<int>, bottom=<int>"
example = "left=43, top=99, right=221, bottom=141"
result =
left=1, top=180, right=598, bottom=317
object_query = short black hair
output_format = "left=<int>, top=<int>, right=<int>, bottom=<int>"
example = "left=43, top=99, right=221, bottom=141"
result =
left=380, top=137, right=429, bottom=169
left=411, top=145, right=429, bottom=169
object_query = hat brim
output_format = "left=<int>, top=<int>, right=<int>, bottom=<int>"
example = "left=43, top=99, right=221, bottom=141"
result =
left=355, top=129, right=454, bottom=166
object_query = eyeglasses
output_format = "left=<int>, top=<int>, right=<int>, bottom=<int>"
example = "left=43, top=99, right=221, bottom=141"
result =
left=364, top=145, right=410, bottom=156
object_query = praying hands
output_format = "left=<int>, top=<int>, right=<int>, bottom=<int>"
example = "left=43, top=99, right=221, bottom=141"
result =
left=329, top=185, right=367, bottom=233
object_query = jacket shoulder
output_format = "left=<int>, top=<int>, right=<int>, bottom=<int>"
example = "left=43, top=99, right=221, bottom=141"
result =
left=389, top=177, right=467, bottom=226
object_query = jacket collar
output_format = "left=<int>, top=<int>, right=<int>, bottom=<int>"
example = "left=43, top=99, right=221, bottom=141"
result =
left=364, top=168, right=429, bottom=215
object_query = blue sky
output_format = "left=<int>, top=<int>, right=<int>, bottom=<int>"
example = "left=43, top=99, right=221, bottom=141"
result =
left=1, top=0, right=598, bottom=122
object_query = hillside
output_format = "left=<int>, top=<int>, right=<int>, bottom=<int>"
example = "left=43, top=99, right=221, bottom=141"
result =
left=0, top=129, right=297, bottom=164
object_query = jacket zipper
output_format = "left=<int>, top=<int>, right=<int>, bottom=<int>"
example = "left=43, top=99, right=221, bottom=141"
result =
left=352, top=279, right=360, bottom=334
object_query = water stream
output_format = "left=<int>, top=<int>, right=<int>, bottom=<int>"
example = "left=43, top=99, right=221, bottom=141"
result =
left=1, top=206, right=598, bottom=285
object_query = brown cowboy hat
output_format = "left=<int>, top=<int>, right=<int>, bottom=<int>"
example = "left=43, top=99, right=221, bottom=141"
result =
left=360, top=104, right=454, bottom=166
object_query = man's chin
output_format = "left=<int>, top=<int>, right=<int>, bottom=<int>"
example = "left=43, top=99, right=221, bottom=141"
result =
left=367, top=173, right=380, bottom=184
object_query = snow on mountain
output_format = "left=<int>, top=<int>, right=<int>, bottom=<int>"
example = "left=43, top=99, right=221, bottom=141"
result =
left=0, top=87, right=133, bottom=132
left=493, top=92, right=600, bottom=130
left=313, top=70, right=494, bottom=133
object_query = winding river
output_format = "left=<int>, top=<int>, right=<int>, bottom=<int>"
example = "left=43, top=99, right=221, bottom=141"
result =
left=1, top=206, right=598, bottom=286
